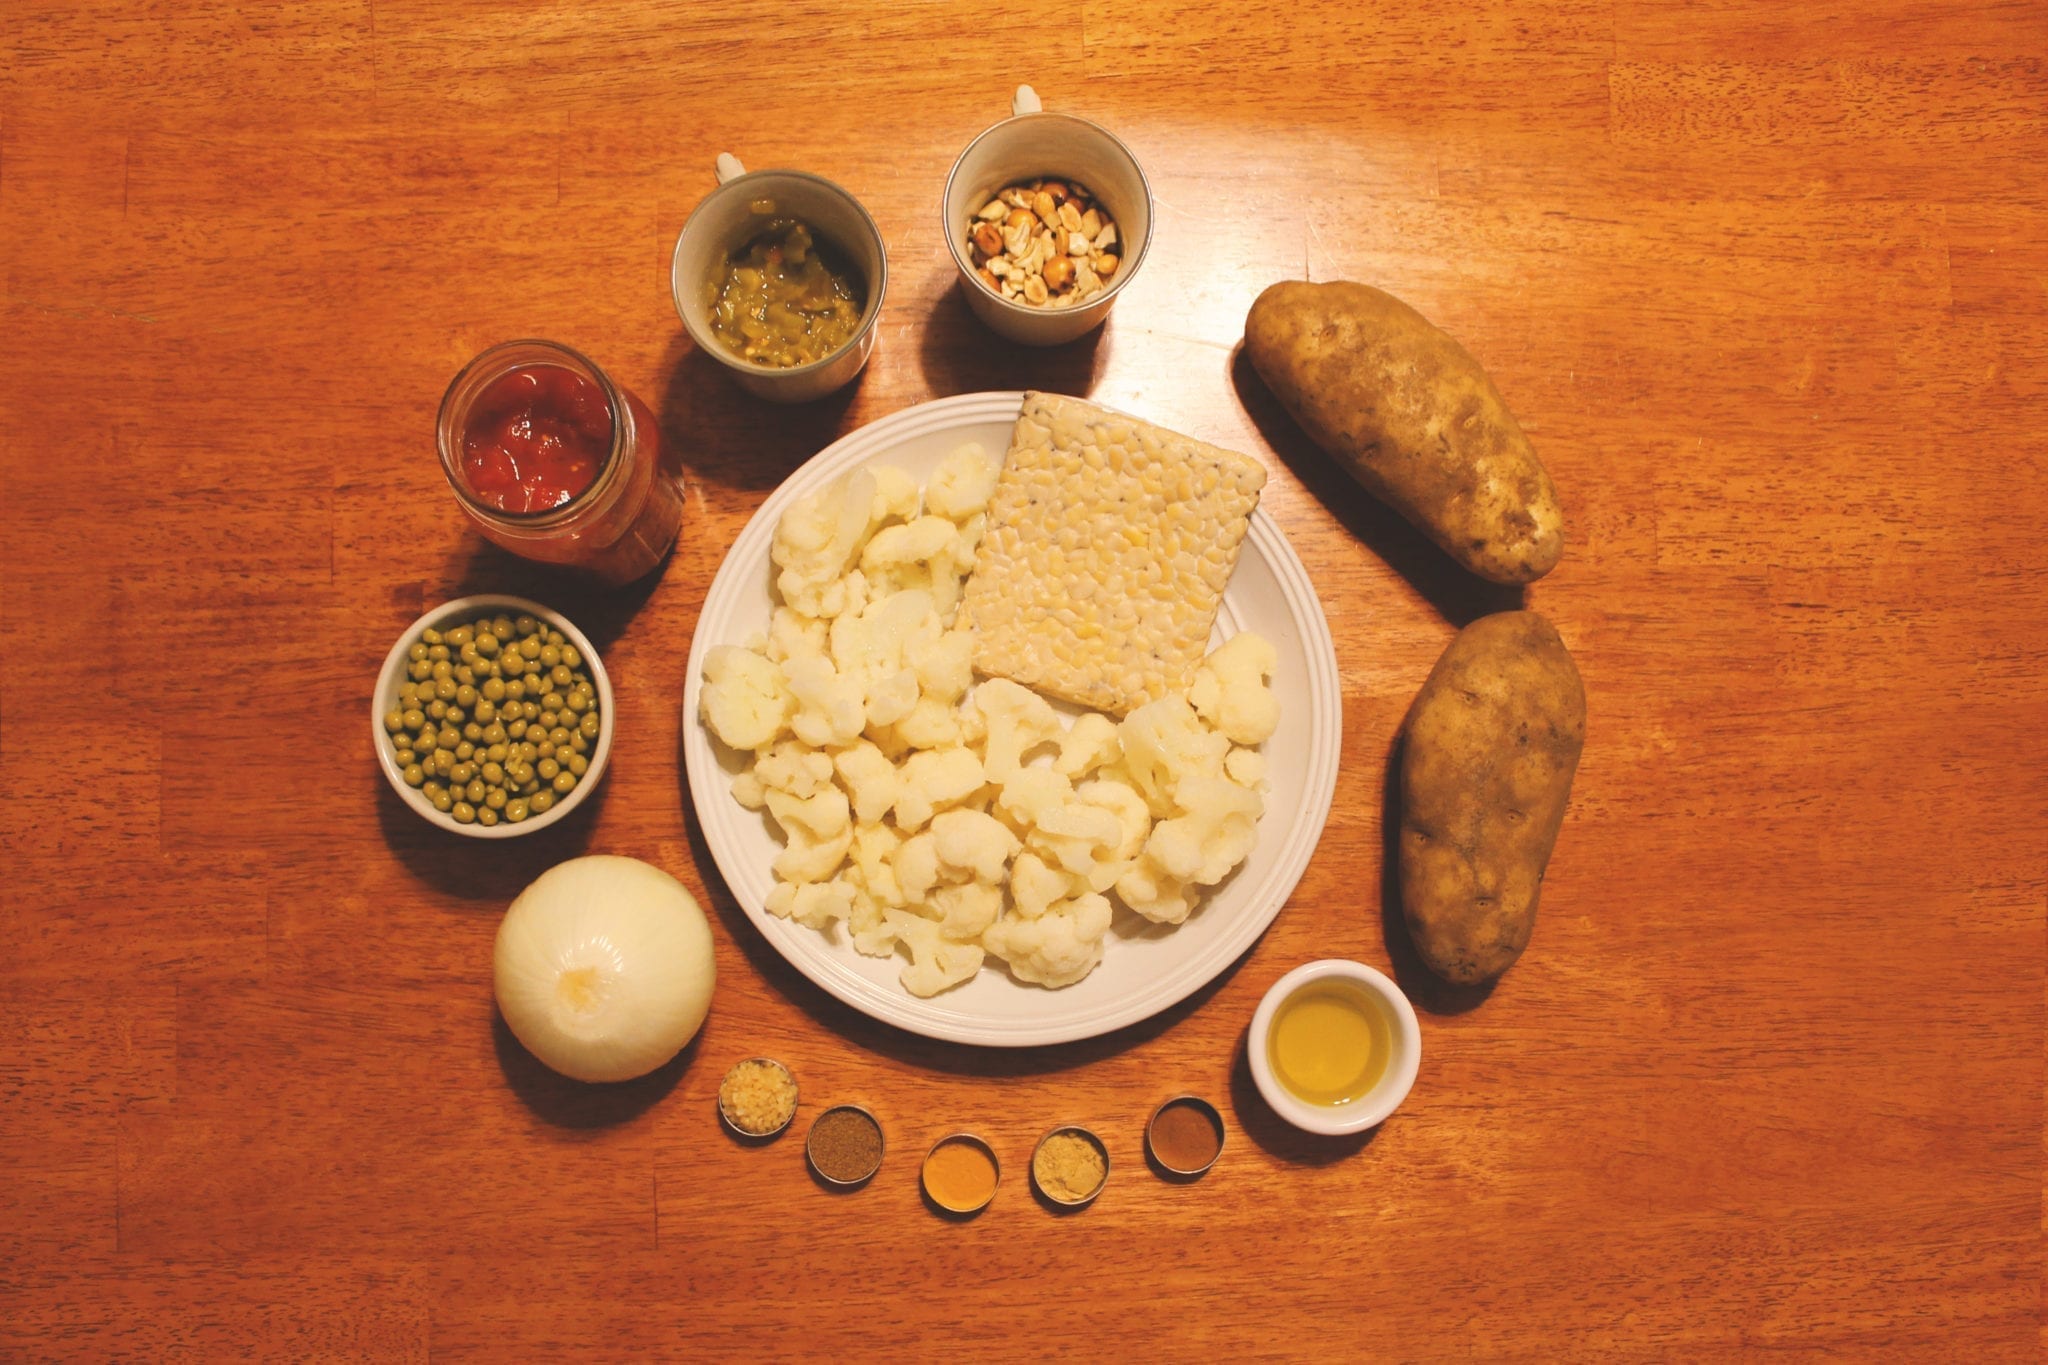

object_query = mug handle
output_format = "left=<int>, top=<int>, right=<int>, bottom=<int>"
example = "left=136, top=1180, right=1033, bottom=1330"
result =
left=1011, top=85, right=1041, bottom=117
left=715, top=152, right=747, bottom=184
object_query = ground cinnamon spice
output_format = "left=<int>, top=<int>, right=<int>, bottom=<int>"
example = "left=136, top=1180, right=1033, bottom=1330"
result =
left=1147, top=1097, right=1224, bottom=1175
left=806, top=1106, right=883, bottom=1185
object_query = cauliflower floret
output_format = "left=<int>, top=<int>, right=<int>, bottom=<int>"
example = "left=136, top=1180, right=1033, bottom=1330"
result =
left=729, top=768, right=767, bottom=810
left=773, top=468, right=879, bottom=617
left=700, top=645, right=791, bottom=751
left=861, top=516, right=956, bottom=576
left=892, top=832, right=941, bottom=905
left=992, top=767, right=1125, bottom=882
left=994, top=766, right=1073, bottom=835
left=863, top=669, right=920, bottom=728
left=947, top=511, right=987, bottom=569
left=782, top=652, right=866, bottom=749
left=893, top=746, right=986, bottom=831
left=1114, top=858, right=1199, bottom=925
left=982, top=891, right=1113, bottom=988
left=958, top=698, right=988, bottom=749
left=926, top=444, right=1001, bottom=521
left=850, top=821, right=904, bottom=907
left=1118, top=695, right=1229, bottom=816
left=1008, top=850, right=1082, bottom=919
left=830, top=589, right=936, bottom=675
left=1055, top=712, right=1121, bottom=779
left=765, top=607, right=829, bottom=667
left=1077, top=778, right=1150, bottom=861
left=1074, top=776, right=1152, bottom=892
left=755, top=740, right=835, bottom=799
left=1143, top=775, right=1263, bottom=886
left=765, top=880, right=854, bottom=929
left=908, top=628, right=974, bottom=704
left=1033, top=804, right=1125, bottom=878
left=870, top=464, right=921, bottom=525
left=888, top=911, right=984, bottom=997
left=971, top=678, right=1063, bottom=780
left=827, top=588, right=936, bottom=730
left=930, top=808, right=1020, bottom=885
left=764, top=788, right=852, bottom=884
left=833, top=741, right=900, bottom=826
left=1225, top=746, right=1268, bottom=791
left=933, top=881, right=1003, bottom=941
left=886, top=695, right=964, bottom=751
left=1188, top=632, right=1280, bottom=747
left=850, top=888, right=899, bottom=957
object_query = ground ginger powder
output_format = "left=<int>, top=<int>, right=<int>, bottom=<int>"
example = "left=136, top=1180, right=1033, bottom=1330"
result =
left=1032, top=1130, right=1108, bottom=1203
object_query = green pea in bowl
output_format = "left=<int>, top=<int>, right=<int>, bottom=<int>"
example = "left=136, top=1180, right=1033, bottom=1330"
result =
left=373, top=595, right=614, bottom=839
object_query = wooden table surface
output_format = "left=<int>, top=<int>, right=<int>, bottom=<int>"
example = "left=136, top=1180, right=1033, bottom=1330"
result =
left=4, top=1, right=2044, bottom=1358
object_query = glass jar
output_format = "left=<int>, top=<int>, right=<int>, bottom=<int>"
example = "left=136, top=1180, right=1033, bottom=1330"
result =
left=436, top=340, right=684, bottom=586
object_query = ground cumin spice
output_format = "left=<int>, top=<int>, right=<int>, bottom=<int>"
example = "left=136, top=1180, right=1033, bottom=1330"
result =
left=806, top=1105, right=884, bottom=1186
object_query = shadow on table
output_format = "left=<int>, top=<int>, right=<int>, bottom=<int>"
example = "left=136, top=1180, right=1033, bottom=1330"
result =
left=1226, top=1022, right=1376, bottom=1166
left=1377, top=728, right=1497, bottom=1017
left=375, top=760, right=606, bottom=907
left=492, top=1008, right=694, bottom=1130
left=437, top=537, right=669, bottom=657
left=915, top=278, right=1106, bottom=400
left=676, top=726, right=1245, bottom=1076
left=654, top=335, right=865, bottom=495
left=1228, top=346, right=1523, bottom=629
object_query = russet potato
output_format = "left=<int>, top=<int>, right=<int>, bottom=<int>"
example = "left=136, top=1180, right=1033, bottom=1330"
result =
left=1399, top=611, right=1585, bottom=984
left=1245, top=280, right=1564, bottom=585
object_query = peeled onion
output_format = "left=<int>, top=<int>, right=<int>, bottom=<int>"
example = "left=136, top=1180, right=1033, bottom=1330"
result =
left=493, top=855, right=715, bottom=1083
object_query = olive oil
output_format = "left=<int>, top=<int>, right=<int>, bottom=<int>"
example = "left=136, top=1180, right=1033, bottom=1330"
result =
left=1268, top=977, right=1392, bottom=1106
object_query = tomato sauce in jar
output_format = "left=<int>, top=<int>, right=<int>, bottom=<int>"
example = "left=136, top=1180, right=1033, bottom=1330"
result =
left=438, top=341, right=684, bottom=586
left=458, top=365, right=611, bottom=514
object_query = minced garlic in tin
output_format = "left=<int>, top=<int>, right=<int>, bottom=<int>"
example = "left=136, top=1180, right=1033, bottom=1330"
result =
left=718, top=1058, right=798, bottom=1137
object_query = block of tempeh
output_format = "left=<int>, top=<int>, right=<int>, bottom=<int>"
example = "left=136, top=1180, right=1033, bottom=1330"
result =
left=962, top=391, right=1269, bottom=715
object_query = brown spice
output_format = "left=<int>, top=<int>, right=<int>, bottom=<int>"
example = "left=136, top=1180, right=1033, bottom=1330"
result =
left=1148, top=1098, right=1224, bottom=1175
left=806, top=1106, right=883, bottom=1185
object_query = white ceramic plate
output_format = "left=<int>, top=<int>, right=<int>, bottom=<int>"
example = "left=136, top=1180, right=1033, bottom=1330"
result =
left=682, top=392, right=1341, bottom=1046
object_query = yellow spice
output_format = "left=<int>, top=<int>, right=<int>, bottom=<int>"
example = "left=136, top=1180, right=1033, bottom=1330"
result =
left=1033, top=1130, right=1107, bottom=1203
left=719, top=1059, right=797, bottom=1136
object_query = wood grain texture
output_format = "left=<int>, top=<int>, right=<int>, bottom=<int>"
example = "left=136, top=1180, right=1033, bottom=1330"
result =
left=3, top=0, right=2044, bottom=1358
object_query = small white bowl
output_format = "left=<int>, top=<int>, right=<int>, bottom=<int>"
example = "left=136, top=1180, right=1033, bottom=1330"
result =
left=942, top=85, right=1154, bottom=347
left=372, top=595, right=614, bottom=839
left=671, top=154, right=888, bottom=404
left=1248, top=960, right=1422, bottom=1136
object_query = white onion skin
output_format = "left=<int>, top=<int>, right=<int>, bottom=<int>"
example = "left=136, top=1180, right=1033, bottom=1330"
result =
left=493, top=856, right=716, bottom=1083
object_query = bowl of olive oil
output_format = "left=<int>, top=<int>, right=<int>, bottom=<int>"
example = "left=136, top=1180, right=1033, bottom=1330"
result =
left=1249, top=960, right=1421, bottom=1135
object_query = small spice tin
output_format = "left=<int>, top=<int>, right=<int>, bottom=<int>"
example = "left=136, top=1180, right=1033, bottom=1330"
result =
left=716, top=1057, right=799, bottom=1140
left=806, top=1104, right=885, bottom=1188
left=1030, top=1125, right=1110, bottom=1209
left=1146, top=1095, right=1225, bottom=1179
left=921, top=1133, right=1001, bottom=1217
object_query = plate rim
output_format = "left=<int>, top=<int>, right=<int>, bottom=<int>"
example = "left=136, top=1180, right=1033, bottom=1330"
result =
left=682, top=390, right=1341, bottom=1047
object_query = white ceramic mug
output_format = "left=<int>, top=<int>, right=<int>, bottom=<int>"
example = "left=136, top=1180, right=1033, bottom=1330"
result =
left=670, top=155, right=887, bottom=404
left=942, top=85, right=1154, bottom=347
